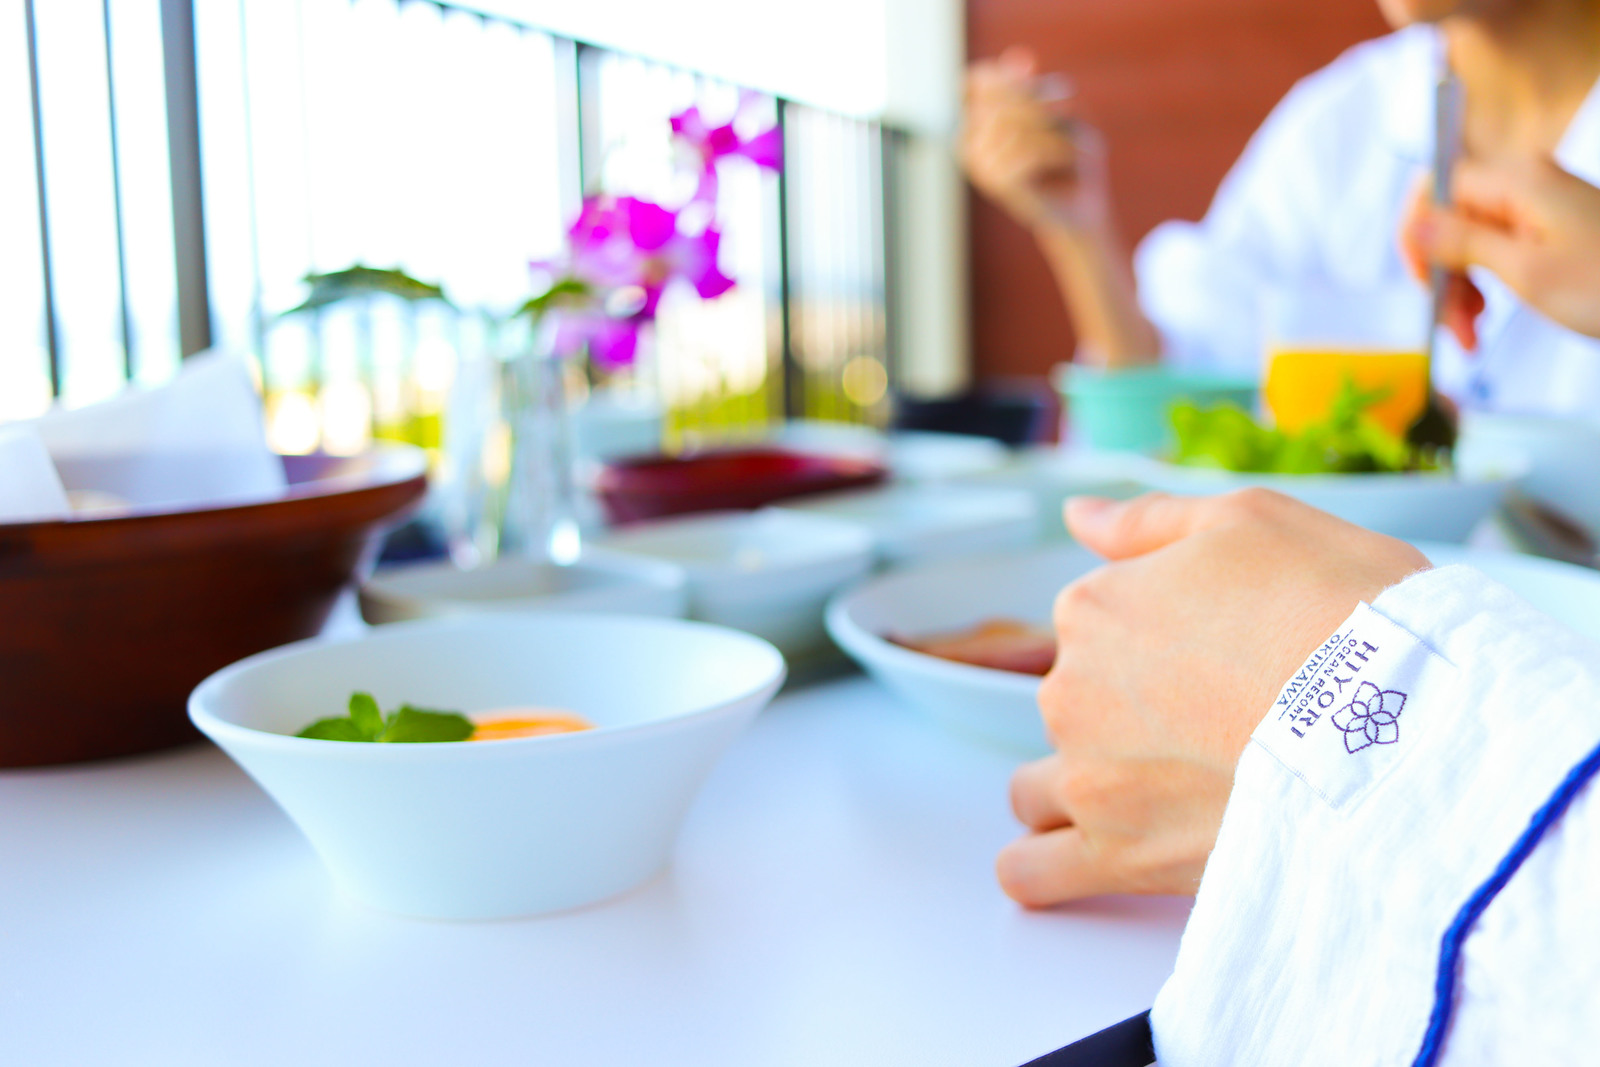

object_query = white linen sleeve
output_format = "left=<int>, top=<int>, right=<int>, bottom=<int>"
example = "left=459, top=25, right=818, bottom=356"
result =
left=1149, top=564, right=1600, bottom=1067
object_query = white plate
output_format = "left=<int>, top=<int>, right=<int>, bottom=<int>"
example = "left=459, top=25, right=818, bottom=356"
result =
left=953, top=447, right=1149, bottom=542
left=594, top=509, right=873, bottom=662
left=1128, top=457, right=1522, bottom=543
left=828, top=542, right=1600, bottom=757
left=1457, top=411, right=1600, bottom=536
left=774, top=485, right=1037, bottom=568
left=768, top=422, right=1010, bottom=482
left=359, top=550, right=688, bottom=624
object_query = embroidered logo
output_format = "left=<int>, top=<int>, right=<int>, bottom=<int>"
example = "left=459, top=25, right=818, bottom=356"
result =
left=1330, top=680, right=1406, bottom=754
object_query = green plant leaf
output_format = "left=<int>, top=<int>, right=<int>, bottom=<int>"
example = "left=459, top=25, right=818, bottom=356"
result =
left=379, top=706, right=475, bottom=744
left=280, top=264, right=452, bottom=316
left=512, top=277, right=592, bottom=321
left=347, top=692, right=384, bottom=738
left=296, top=717, right=372, bottom=742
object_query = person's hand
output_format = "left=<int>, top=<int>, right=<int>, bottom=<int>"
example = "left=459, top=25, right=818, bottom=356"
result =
left=996, top=490, right=1429, bottom=907
left=1401, top=156, right=1600, bottom=345
left=961, top=48, right=1110, bottom=237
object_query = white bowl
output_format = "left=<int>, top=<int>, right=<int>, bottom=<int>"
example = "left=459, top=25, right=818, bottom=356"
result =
left=1457, top=412, right=1600, bottom=536
left=775, top=485, right=1038, bottom=568
left=189, top=614, right=784, bottom=919
left=828, top=545, right=1101, bottom=756
left=768, top=422, right=1009, bottom=482
left=359, top=550, right=687, bottom=624
left=1127, top=457, right=1521, bottom=543
left=886, top=431, right=1011, bottom=482
left=572, top=391, right=665, bottom=462
left=953, top=447, right=1149, bottom=542
left=593, top=510, right=874, bottom=661
left=829, top=541, right=1600, bottom=758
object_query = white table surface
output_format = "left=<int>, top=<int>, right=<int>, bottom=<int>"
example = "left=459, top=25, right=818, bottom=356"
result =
left=1, top=674, right=1189, bottom=1067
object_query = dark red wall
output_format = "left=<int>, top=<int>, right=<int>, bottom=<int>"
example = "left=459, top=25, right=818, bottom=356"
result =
left=966, top=0, right=1392, bottom=380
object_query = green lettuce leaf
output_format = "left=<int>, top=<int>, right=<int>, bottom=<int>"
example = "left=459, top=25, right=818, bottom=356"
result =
left=1169, top=377, right=1443, bottom=474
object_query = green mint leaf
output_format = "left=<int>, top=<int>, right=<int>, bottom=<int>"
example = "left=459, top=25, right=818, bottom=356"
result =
left=297, top=717, right=372, bottom=742
left=347, top=692, right=384, bottom=738
left=378, top=706, right=474, bottom=744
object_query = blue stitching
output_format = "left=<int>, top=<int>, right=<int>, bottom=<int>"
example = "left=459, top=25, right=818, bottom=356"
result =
left=1411, top=736, right=1600, bottom=1067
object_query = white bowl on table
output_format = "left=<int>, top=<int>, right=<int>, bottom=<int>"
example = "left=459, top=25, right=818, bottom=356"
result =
left=828, top=541, right=1600, bottom=759
left=828, top=545, right=1102, bottom=756
left=593, top=510, right=874, bottom=662
left=1457, top=412, right=1600, bottom=536
left=952, top=447, right=1149, bottom=542
left=1125, top=457, right=1522, bottom=543
left=775, top=485, right=1038, bottom=568
left=189, top=613, right=785, bottom=920
left=359, top=550, right=687, bottom=625
left=886, top=431, right=1011, bottom=482
left=769, top=422, right=1010, bottom=482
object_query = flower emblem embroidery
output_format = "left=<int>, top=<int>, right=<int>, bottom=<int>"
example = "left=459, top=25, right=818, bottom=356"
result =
left=1330, top=680, right=1406, bottom=754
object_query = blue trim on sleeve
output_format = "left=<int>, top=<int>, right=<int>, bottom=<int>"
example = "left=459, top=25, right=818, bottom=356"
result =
left=1412, top=735, right=1600, bottom=1067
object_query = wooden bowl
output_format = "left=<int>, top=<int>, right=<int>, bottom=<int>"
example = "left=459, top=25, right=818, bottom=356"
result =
left=596, top=448, right=887, bottom=525
left=0, top=447, right=427, bottom=768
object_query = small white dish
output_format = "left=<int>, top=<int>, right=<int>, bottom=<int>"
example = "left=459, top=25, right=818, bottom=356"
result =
left=359, top=550, right=687, bottom=624
left=593, top=510, right=874, bottom=661
left=189, top=613, right=785, bottom=920
left=775, top=485, right=1038, bottom=568
left=829, top=541, right=1600, bottom=758
left=953, top=447, right=1148, bottom=542
left=1126, top=456, right=1522, bottom=543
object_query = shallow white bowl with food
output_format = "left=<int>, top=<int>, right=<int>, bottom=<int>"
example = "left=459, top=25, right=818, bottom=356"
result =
left=359, top=550, right=687, bottom=625
left=828, top=545, right=1101, bottom=756
left=189, top=614, right=785, bottom=920
left=775, top=485, right=1038, bottom=568
left=1127, top=457, right=1523, bottom=543
left=593, top=509, right=873, bottom=662
left=828, top=542, right=1600, bottom=758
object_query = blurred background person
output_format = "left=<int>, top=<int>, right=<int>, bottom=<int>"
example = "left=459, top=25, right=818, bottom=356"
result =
left=962, top=0, right=1600, bottom=417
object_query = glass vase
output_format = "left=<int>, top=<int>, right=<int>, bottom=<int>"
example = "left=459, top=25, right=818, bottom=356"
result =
left=470, top=324, right=582, bottom=567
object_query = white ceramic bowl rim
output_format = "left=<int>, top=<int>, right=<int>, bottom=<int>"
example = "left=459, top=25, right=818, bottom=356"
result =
left=189, top=612, right=786, bottom=759
left=825, top=585, right=1043, bottom=696
left=1133, top=454, right=1528, bottom=487
left=362, top=550, right=685, bottom=610
left=595, top=509, right=874, bottom=572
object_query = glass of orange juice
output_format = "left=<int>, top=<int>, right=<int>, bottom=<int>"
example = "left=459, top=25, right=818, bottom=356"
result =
left=1261, top=286, right=1432, bottom=438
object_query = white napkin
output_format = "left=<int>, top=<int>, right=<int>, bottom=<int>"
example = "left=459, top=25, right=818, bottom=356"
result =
left=0, top=424, right=71, bottom=523
left=4, top=350, right=287, bottom=518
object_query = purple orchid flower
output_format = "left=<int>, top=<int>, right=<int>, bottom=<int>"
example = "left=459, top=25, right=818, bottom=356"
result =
left=525, top=195, right=736, bottom=369
left=548, top=308, right=641, bottom=369
left=670, top=105, right=784, bottom=205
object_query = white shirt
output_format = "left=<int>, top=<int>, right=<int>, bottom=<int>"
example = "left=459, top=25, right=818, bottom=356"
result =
left=1135, top=25, right=1600, bottom=417
left=1151, top=563, right=1600, bottom=1065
